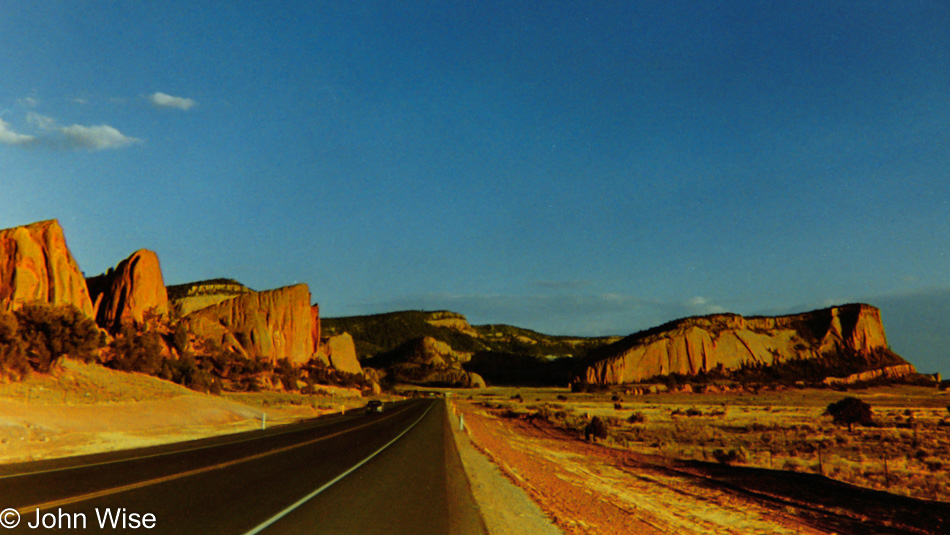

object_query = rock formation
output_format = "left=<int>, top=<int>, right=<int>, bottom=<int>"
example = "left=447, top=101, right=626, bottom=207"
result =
left=167, top=279, right=252, bottom=318
left=0, top=220, right=94, bottom=317
left=423, top=311, right=478, bottom=337
left=822, top=364, right=917, bottom=386
left=179, top=284, right=313, bottom=365
left=311, top=304, right=321, bottom=355
left=584, top=304, right=902, bottom=385
left=367, top=336, right=484, bottom=388
left=323, top=333, right=362, bottom=375
left=87, top=249, right=168, bottom=332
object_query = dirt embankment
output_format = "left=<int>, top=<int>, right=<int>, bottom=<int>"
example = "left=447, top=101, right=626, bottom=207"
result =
left=0, top=359, right=365, bottom=464
left=456, top=401, right=950, bottom=535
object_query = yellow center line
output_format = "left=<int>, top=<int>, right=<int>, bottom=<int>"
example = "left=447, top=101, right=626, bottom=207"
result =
left=15, top=402, right=422, bottom=515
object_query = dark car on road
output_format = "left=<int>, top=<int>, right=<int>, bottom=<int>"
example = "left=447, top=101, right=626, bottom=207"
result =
left=366, top=400, right=383, bottom=414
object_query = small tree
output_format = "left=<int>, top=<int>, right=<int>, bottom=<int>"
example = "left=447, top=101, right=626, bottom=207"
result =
left=585, top=416, right=608, bottom=442
left=825, top=397, right=873, bottom=432
left=15, top=303, right=99, bottom=372
left=108, top=327, right=164, bottom=374
left=0, top=310, right=28, bottom=379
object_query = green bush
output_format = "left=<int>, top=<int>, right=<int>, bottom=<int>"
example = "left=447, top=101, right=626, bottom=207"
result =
left=628, top=411, right=647, bottom=424
left=585, top=416, right=608, bottom=441
left=826, top=397, right=874, bottom=431
left=712, top=448, right=747, bottom=464
left=0, top=310, right=28, bottom=379
left=14, top=303, right=99, bottom=372
left=107, top=327, right=164, bottom=375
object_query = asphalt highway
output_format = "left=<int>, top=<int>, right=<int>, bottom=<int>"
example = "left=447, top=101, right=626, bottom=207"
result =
left=0, top=399, right=487, bottom=534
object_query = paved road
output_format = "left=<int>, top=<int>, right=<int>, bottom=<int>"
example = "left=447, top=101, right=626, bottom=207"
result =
left=0, top=399, right=486, bottom=534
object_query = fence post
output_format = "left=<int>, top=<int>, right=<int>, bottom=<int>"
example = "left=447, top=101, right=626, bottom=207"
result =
left=884, top=453, right=890, bottom=489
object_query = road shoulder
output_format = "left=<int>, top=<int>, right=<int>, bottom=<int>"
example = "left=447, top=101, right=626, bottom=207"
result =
left=447, top=401, right=562, bottom=535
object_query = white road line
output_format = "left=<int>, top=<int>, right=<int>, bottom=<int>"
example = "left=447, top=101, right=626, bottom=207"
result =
left=13, top=403, right=422, bottom=515
left=0, top=404, right=401, bottom=481
left=242, top=402, right=435, bottom=535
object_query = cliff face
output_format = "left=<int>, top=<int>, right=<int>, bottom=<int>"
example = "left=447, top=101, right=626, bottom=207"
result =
left=585, top=304, right=898, bottom=385
left=0, top=220, right=94, bottom=317
left=87, top=249, right=168, bottom=332
left=180, top=284, right=313, bottom=365
left=167, top=279, right=252, bottom=318
left=323, top=333, right=362, bottom=375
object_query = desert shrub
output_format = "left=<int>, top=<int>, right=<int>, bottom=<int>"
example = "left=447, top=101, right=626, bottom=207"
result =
left=712, top=448, right=747, bottom=465
left=685, top=407, right=703, bottom=417
left=585, top=416, right=608, bottom=441
left=208, top=379, right=223, bottom=395
left=557, top=394, right=568, bottom=401
left=826, top=397, right=874, bottom=431
left=15, top=303, right=99, bottom=372
left=274, top=358, right=300, bottom=392
left=611, top=394, right=621, bottom=402
left=0, top=310, right=28, bottom=379
left=511, top=393, right=523, bottom=402
left=107, top=327, right=164, bottom=375
left=628, top=411, right=647, bottom=424
left=614, top=402, right=623, bottom=410
left=160, top=355, right=213, bottom=393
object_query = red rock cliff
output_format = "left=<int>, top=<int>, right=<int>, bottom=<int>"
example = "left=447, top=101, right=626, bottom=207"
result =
left=87, top=249, right=168, bottom=332
left=180, top=284, right=314, bottom=365
left=0, top=220, right=94, bottom=317
left=585, top=304, right=898, bottom=385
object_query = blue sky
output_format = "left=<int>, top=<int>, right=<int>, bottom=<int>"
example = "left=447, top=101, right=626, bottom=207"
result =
left=1, top=2, right=948, bottom=373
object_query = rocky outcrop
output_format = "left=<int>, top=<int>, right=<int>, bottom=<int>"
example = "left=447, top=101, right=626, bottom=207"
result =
left=167, top=279, right=252, bottom=318
left=0, top=220, right=94, bottom=317
left=585, top=304, right=898, bottom=385
left=370, top=336, right=484, bottom=388
left=87, top=249, right=168, bottom=332
left=180, top=284, right=313, bottom=365
left=823, top=364, right=917, bottom=386
left=323, top=333, right=362, bottom=375
left=408, top=337, right=473, bottom=367
left=424, top=311, right=478, bottom=337
left=311, top=304, right=321, bottom=355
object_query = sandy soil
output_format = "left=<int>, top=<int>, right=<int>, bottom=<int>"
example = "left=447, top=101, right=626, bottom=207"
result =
left=0, top=359, right=367, bottom=464
left=456, top=400, right=828, bottom=535
left=447, top=401, right=562, bottom=535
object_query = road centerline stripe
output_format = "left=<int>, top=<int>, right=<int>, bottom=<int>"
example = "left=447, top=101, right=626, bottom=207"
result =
left=0, top=409, right=372, bottom=480
left=241, top=401, right=436, bottom=535
left=13, top=402, right=421, bottom=515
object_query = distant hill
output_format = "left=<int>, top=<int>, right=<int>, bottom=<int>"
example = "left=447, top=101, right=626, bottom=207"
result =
left=325, top=305, right=920, bottom=388
left=582, top=303, right=913, bottom=386
left=321, top=310, right=620, bottom=386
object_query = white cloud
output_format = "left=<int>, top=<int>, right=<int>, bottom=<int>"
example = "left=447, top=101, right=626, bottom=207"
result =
left=0, top=118, right=36, bottom=146
left=686, top=296, right=727, bottom=315
left=149, top=92, right=197, bottom=110
left=27, top=112, right=56, bottom=129
left=57, top=123, right=140, bottom=150
left=13, top=113, right=140, bottom=151
left=17, top=97, right=39, bottom=108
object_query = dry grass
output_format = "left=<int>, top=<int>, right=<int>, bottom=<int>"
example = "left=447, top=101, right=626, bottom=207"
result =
left=468, top=384, right=950, bottom=502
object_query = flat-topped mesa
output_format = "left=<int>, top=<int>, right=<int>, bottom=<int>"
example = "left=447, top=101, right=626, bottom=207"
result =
left=0, top=219, right=94, bottom=317
left=87, top=249, right=168, bottom=333
left=584, top=304, right=901, bottom=385
left=167, top=279, right=253, bottom=318
left=180, top=284, right=314, bottom=365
